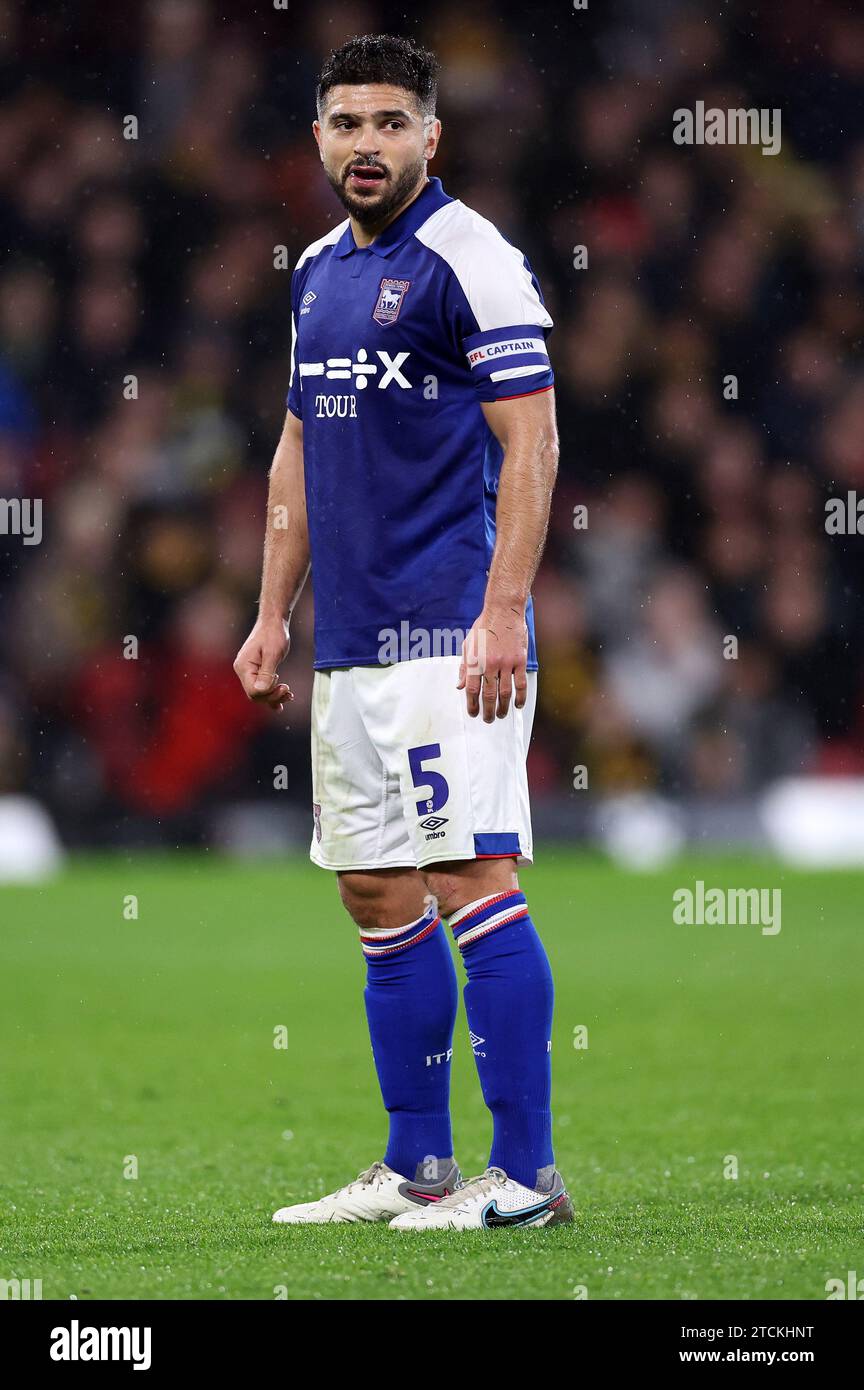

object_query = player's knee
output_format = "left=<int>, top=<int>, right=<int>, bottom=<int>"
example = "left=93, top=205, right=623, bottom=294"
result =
left=420, top=873, right=462, bottom=921
left=422, top=858, right=519, bottom=920
left=337, top=869, right=427, bottom=932
left=338, top=872, right=382, bottom=929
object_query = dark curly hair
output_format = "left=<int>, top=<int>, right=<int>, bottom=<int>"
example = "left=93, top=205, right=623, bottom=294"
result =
left=316, top=34, right=439, bottom=120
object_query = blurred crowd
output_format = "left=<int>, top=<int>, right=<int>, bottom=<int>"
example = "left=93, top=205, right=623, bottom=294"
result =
left=1, top=0, right=863, bottom=846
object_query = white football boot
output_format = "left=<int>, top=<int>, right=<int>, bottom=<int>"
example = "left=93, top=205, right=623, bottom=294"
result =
left=389, top=1165, right=573, bottom=1231
left=272, top=1159, right=460, bottom=1225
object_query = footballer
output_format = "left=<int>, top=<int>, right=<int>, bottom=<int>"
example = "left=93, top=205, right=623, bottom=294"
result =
left=234, top=34, right=571, bottom=1230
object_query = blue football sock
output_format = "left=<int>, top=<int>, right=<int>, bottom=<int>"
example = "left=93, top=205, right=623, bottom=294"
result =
left=361, top=904, right=458, bottom=1181
left=449, top=890, right=555, bottom=1189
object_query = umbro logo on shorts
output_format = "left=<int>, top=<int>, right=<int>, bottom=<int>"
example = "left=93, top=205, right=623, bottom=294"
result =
left=419, top=815, right=448, bottom=831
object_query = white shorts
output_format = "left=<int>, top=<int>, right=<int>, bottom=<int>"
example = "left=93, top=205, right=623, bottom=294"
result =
left=309, top=655, right=536, bottom=872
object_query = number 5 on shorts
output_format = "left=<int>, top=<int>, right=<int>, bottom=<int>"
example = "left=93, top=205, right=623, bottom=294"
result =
left=408, top=743, right=450, bottom=815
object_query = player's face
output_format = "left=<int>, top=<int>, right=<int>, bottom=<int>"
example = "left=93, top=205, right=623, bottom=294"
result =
left=314, top=84, right=440, bottom=227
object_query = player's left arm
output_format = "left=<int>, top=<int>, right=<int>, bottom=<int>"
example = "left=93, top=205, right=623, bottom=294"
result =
left=458, top=387, right=559, bottom=722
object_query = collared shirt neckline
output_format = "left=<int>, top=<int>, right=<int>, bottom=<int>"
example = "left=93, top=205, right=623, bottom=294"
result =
left=332, top=176, right=451, bottom=259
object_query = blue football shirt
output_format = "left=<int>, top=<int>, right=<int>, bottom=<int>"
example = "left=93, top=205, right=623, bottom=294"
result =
left=286, top=176, right=554, bottom=670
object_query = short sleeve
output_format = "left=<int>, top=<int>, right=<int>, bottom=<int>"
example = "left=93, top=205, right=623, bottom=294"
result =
left=462, top=319, right=554, bottom=402
left=435, top=218, right=554, bottom=403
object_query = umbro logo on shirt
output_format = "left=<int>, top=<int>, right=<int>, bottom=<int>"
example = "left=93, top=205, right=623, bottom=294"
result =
left=300, top=290, right=317, bottom=315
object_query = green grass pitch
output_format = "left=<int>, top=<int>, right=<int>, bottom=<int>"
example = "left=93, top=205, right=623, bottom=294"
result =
left=0, top=852, right=861, bottom=1301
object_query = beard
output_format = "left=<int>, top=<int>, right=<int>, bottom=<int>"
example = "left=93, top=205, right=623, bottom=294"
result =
left=324, top=153, right=427, bottom=228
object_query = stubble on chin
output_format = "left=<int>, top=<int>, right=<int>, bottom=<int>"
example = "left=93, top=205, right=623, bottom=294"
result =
left=324, top=158, right=426, bottom=227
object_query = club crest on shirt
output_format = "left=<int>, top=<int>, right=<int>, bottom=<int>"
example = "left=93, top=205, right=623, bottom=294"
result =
left=372, top=277, right=411, bottom=326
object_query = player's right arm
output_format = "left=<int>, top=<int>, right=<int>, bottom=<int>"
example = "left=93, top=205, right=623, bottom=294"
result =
left=233, top=407, right=310, bottom=712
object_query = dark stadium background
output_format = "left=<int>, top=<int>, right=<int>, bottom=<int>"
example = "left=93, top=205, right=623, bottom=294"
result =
left=1, top=0, right=863, bottom=862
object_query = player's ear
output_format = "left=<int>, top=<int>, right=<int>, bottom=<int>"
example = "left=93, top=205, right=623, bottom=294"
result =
left=424, top=118, right=441, bottom=161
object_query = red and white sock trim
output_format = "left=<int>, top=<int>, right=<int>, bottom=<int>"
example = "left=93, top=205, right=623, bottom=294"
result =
left=359, top=907, right=441, bottom=958
left=448, top=890, right=529, bottom=949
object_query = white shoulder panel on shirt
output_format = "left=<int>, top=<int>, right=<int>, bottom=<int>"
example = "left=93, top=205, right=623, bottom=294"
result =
left=295, top=220, right=349, bottom=270
left=414, top=199, right=553, bottom=334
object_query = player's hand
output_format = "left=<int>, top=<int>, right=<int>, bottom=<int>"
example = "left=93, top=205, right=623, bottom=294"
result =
left=233, top=616, right=294, bottom=712
left=458, top=606, right=529, bottom=723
